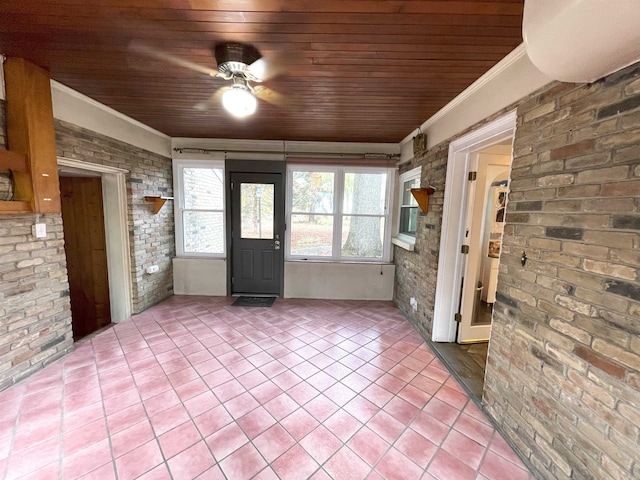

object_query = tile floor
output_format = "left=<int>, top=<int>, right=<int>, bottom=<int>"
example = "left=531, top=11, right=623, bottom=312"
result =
left=0, top=297, right=534, bottom=480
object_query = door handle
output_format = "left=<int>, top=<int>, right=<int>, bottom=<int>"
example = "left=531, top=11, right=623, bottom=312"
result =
left=273, top=240, right=281, bottom=250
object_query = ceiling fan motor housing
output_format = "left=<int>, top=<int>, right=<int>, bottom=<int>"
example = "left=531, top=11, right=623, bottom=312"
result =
left=215, top=43, right=261, bottom=76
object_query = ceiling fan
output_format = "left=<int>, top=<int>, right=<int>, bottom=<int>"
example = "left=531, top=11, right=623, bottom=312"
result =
left=130, top=41, right=285, bottom=118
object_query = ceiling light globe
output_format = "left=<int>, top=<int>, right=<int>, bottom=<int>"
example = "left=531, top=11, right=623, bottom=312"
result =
left=222, top=87, right=257, bottom=117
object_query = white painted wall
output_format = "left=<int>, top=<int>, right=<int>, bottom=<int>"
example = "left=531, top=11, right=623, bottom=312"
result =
left=173, top=258, right=395, bottom=300
left=173, top=258, right=227, bottom=296
left=50, top=81, right=171, bottom=158
left=284, top=262, right=395, bottom=300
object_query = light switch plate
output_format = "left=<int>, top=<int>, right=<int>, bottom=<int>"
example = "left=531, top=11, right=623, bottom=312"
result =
left=33, top=223, right=47, bottom=238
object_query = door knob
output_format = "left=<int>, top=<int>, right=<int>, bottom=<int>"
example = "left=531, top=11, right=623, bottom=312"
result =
left=274, top=240, right=281, bottom=250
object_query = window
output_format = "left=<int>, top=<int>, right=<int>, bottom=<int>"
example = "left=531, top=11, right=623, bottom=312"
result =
left=287, top=165, right=393, bottom=262
left=174, top=160, right=225, bottom=256
left=393, top=166, right=421, bottom=249
left=240, top=183, right=274, bottom=239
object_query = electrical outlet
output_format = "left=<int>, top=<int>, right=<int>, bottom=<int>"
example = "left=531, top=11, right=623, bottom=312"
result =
left=146, top=265, right=159, bottom=274
left=410, top=297, right=418, bottom=311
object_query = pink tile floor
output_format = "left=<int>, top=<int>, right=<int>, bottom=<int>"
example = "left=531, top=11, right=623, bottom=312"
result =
left=0, top=297, right=535, bottom=479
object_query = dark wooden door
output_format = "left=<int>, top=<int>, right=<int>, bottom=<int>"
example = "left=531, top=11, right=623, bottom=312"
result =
left=60, top=176, right=111, bottom=340
left=231, top=172, right=284, bottom=295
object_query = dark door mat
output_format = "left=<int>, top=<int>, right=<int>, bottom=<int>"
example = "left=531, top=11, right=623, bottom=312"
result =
left=231, top=296, right=276, bottom=307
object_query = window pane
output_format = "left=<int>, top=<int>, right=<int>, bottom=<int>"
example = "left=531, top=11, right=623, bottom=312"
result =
left=292, top=171, right=334, bottom=213
left=341, top=216, right=385, bottom=258
left=343, top=172, right=387, bottom=215
left=402, top=178, right=419, bottom=206
left=400, top=206, right=418, bottom=235
left=183, top=168, right=224, bottom=210
left=240, top=183, right=274, bottom=239
left=290, top=214, right=333, bottom=256
left=183, top=211, right=224, bottom=254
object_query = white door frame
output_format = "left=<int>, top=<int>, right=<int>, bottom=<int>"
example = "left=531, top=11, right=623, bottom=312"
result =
left=432, top=110, right=517, bottom=342
left=58, top=157, right=132, bottom=323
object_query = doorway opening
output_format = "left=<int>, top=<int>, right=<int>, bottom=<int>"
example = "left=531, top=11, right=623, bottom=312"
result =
left=431, top=110, right=516, bottom=402
left=58, top=158, right=132, bottom=340
left=226, top=160, right=286, bottom=297
left=229, top=172, right=284, bottom=296
left=457, top=144, right=512, bottom=343
left=60, top=174, right=111, bottom=340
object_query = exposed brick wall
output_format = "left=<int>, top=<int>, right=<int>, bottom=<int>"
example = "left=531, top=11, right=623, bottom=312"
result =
left=55, top=120, right=174, bottom=312
left=0, top=98, right=174, bottom=390
left=393, top=144, right=448, bottom=337
left=485, top=63, right=640, bottom=480
left=393, top=62, right=640, bottom=480
left=0, top=99, right=73, bottom=390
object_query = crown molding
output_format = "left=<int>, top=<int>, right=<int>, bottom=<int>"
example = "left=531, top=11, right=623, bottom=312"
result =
left=401, top=44, right=528, bottom=146
left=51, top=80, right=170, bottom=140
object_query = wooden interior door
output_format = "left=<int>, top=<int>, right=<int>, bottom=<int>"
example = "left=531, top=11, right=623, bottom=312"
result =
left=60, top=176, right=111, bottom=340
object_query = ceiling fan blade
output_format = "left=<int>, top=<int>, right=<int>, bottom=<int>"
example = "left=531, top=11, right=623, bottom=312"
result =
left=253, top=86, right=288, bottom=106
left=193, top=86, right=229, bottom=111
left=193, top=100, right=213, bottom=112
left=247, top=52, right=302, bottom=82
left=129, top=40, right=219, bottom=77
left=247, top=58, right=269, bottom=81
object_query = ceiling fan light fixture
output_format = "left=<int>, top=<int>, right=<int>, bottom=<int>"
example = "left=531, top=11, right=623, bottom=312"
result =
left=222, top=85, right=257, bottom=118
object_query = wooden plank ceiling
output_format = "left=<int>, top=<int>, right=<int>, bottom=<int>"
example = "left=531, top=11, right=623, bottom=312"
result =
left=0, top=0, right=524, bottom=143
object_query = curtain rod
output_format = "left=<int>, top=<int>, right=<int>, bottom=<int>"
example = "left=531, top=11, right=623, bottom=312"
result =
left=172, top=147, right=400, bottom=161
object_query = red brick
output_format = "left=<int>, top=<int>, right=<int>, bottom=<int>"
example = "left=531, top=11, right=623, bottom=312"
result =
left=573, top=346, right=626, bottom=379
left=550, top=139, right=595, bottom=160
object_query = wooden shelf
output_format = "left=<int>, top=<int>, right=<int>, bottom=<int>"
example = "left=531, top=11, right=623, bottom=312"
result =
left=0, top=149, right=33, bottom=214
left=144, top=196, right=174, bottom=214
left=411, top=187, right=435, bottom=213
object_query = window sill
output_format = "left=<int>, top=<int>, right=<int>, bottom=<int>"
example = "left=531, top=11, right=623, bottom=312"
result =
left=174, top=254, right=226, bottom=260
left=391, top=235, right=416, bottom=251
left=286, top=258, right=393, bottom=264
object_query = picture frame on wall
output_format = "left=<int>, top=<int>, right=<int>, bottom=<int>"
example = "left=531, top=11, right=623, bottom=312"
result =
left=488, top=240, right=501, bottom=258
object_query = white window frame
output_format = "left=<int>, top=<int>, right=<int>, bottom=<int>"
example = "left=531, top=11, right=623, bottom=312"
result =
left=286, top=164, right=395, bottom=263
left=392, top=166, right=421, bottom=251
left=173, top=159, right=226, bottom=257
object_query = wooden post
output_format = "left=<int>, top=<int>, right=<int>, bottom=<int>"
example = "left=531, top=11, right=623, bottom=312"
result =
left=3, top=57, right=61, bottom=213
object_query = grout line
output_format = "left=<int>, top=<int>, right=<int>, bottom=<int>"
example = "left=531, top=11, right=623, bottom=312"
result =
left=2, top=298, right=534, bottom=480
